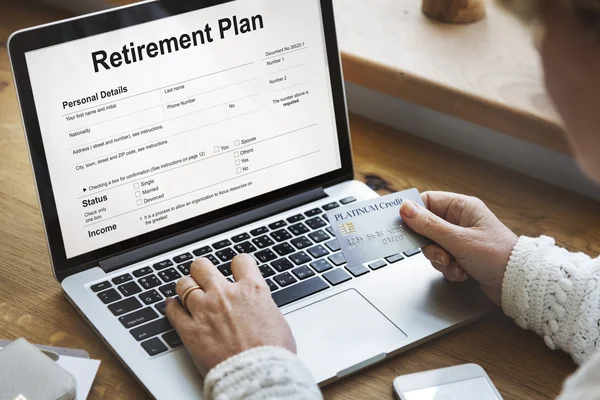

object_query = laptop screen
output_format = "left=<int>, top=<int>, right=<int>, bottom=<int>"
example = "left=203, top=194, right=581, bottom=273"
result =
left=23, top=0, right=342, bottom=259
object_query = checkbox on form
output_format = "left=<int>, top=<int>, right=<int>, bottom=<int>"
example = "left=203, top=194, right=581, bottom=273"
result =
left=237, top=168, right=242, bottom=174
left=235, top=160, right=241, bottom=166
left=214, top=146, right=220, bottom=153
left=135, top=191, right=141, bottom=198
left=134, top=183, right=140, bottom=189
left=235, top=140, right=240, bottom=147
left=234, top=151, right=239, bottom=158
left=137, top=200, right=142, bottom=206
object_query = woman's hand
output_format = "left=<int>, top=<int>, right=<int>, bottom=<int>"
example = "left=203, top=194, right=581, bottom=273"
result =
left=400, top=191, right=518, bottom=305
left=165, top=254, right=296, bottom=376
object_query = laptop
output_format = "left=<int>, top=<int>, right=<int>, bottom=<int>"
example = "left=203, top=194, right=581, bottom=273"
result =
left=8, top=0, right=493, bottom=397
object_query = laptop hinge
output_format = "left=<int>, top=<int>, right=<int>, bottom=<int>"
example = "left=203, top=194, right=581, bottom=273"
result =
left=99, top=187, right=328, bottom=273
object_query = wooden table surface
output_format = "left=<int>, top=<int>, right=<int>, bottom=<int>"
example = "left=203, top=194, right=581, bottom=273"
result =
left=2, top=2, right=599, bottom=399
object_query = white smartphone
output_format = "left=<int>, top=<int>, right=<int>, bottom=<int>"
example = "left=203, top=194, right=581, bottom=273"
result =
left=393, top=364, right=503, bottom=400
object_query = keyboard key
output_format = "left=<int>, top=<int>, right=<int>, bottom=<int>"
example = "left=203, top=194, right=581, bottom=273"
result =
left=305, top=208, right=322, bottom=217
left=193, top=246, right=212, bottom=257
left=108, top=297, right=142, bottom=316
left=155, top=301, right=167, bottom=315
left=162, top=330, right=183, bottom=348
left=141, top=337, right=168, bottom=356
left=98, top=288, right=121, bottom=304
left=322, top=202, right=339, bottom=211
left=273, top=242, right=295, bottom=256
left=252, top=235, right=274, bottom=249
left=205, top=254, right=220, bottom=265
left=158, top=268, right=181, bottom=283
left=323, top=268, right=352, bottom=285
left=255, top=249, right=277, bottom=263
left=138, top=275, right=161, bottom=290
left=153, top=259, right=174, bottom=271
left=326, top=227, right=335, bottom=236
left=292, top=266, right=315, bottom=280
left=290, top=251, right=311, bottom=266
left=133, top=267, right=152, bottom=278
left=118, top=281, right=142, bottom=297
left=346, top=264, right=370, bottom=277
left=368, top=260, right=387, bottom=270
left=311, top=259, right=333, bottom=273
left=404, top=248, right=422, bottom=257
left=173, top=253, right=193, bottom=264
left=270, top=229, right=292, bottom=242
left=119, top=307, right=159, bottom=329
left=131, top=318, right=173, bottom=341
left=290, top=236, right=312, bottom=249
left=159, top=282, right=177, bottom=297
left=273, top=272, right=297, bottom=287
left=324, top=239, right=340, bottom=252
left=140, top=289, right=163, bottom=305
left=272, top=277, right=329, bottom=307
left=305, top=217, right=327, bottom=230
left=385, top=254, right=405, bottom=264
left=177, top=261, right=192, bottom=275
left=266, top=279, right=278, bottom=292
left=216, top=248, right=237, bottom=262
left=271, top=258, right=295, bottom=272
left=259, top=265, right=276, bottom=278
left=268, top=220, right=286, bottom=229
left=328, top=252, right=346, bottom=266
left=217, top=262, right=232, bottom=277
left=287, top=214, right=305, bottom=223
left=112, top=274, right=132, bottom=285
left=288, top=223, right=309, bottom=236
left=322, top=214, right=329, bottom=222
left=309, top=230, right=330, bottom=243
left=213, top=239, right=232, bottom=250
left=234, top=241, right=257, bottom=254
left=340, top=196, right=357, bottom=205
left=227, top=277, right=234, bottom=283
left=307, top=245, right=329, bottom=259
left=250, top=226, right=269, bottom=236
left=231, top=233, right=251, bottom=243
left=90, top=281, right=111, bottom=292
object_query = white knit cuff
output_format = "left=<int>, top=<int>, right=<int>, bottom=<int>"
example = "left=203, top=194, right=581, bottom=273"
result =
left=203, top=346, right=323, bottom=400
left=502, top=235, right=599, bottom=364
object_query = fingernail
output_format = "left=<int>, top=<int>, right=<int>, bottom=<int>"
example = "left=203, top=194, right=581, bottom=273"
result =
left=435, top=253, right=447, bottom=266
left=402, top=200, right=418, bottom=218
left=165, top=298, right=173, bottom=305
left=454, top=267, right=466, bottom=280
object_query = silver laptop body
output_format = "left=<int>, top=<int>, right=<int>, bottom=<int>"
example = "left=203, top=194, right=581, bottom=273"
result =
left=8, top=0, right=492, bottom=398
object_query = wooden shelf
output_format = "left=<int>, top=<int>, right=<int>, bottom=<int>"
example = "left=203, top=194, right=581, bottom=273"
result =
left=334, top=0, right=570, bottom=154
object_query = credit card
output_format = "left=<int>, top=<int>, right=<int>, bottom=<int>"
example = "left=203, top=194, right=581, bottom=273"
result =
left=326, top=189, right=431, bottom=267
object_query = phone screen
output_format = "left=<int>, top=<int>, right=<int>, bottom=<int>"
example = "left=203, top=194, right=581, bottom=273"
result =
left=403, top=377, right=499, bottom=400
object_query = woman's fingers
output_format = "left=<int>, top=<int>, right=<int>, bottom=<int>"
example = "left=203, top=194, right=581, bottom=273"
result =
left=165, top=297, right=193, bottom=334
left=176, top=276, right=205, bottom=314
left=230, top=254, right=266, bottom=287
left=435, top=261, right=468, bottom=282
left=422, top=244, right=452, bottom=266
left=190, top=257, right=228, bottom=292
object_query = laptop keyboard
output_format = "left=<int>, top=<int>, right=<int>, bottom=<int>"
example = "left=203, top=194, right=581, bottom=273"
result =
left=89, top=196, right=422, bottom=357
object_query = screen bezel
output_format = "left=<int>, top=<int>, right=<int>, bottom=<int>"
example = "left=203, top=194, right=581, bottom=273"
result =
left=8, top=0, right=353, bottom=281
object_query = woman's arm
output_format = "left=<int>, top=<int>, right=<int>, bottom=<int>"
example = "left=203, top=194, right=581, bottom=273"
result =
left=502, top=235, right=600, bottom=364
left=399, top=193, right=600, bottom=364
left=204, top=346, right=322, bottom=400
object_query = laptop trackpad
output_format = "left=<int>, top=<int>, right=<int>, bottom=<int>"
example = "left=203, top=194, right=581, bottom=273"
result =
left=284, top=289, right=407, bottom=381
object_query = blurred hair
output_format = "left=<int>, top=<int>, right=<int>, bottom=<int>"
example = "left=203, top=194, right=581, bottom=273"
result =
left=497, top=0, right=600, bottom=31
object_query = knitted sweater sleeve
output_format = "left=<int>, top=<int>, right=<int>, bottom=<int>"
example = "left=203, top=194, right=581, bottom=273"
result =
left=203, top=346, right=323, bottom=400
left=502, top=235, right=600, bottom=364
